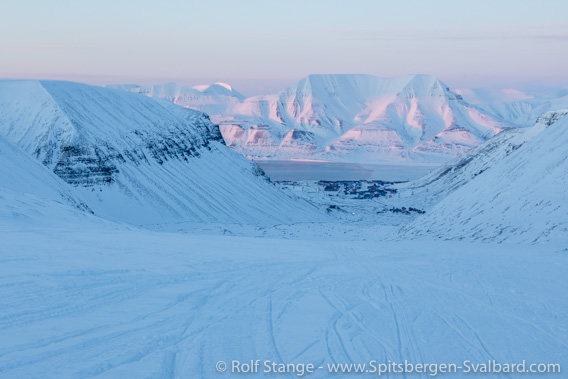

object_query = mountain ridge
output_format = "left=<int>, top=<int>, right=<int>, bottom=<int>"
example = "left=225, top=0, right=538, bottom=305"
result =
left=113, top=74, right=514, bottom=164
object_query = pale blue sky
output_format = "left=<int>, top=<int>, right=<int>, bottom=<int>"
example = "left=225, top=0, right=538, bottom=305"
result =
left=1, top=0, right=567, bottom=95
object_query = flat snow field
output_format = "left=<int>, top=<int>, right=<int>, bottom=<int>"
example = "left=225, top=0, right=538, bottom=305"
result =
left=1, top=226, right=566, bottom=378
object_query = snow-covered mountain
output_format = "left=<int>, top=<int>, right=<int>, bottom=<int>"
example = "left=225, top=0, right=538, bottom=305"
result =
left=220, top=74, right=516, bottom=163
left=0, top=79, right=324, bottom=226
left=455, top=87, right=534, bottom=105
left=108, top=82, right=245, bottom=117
left=452, top=84, right=568, bottom=130
left=479, top=93, right=568, bottom=127
left=400, top=110, right=568, bottom=243
left=115, top=74, right=513, bottom=164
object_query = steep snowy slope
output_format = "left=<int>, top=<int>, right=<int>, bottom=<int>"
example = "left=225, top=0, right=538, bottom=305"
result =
left=0, top=133, right=89, bottom=210
left=108, top=82, right=244, bottom=116
left=217, top=74, right=509, bottom=163
left=0, top=79, right=324, bottom=226
left=0, top=133, right=101, bottom=228
left=401, top=110, right=568, bottom=243
left=395, top=121, right=537, bottom=207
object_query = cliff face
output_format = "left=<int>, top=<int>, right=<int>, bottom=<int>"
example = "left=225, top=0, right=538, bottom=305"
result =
left=49, top=112, right=222, bottom=187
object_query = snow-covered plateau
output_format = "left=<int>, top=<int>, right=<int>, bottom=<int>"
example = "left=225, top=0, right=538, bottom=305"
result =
left=0, top=79, right=567, bottom=378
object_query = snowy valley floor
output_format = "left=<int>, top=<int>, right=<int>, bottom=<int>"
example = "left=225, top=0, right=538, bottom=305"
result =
left=1, top=223, right=567, bottom=378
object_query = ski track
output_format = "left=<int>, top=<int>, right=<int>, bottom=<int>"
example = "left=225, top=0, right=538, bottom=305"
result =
left=0, top=229, right=567, bottom=378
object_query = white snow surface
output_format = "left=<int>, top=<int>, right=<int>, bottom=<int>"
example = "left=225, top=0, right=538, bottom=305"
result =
left=0, top=79, right=325, bottom=226
left=400, top=110, right=568, bottom=243
left=0, top=220, right=566, bottom=378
